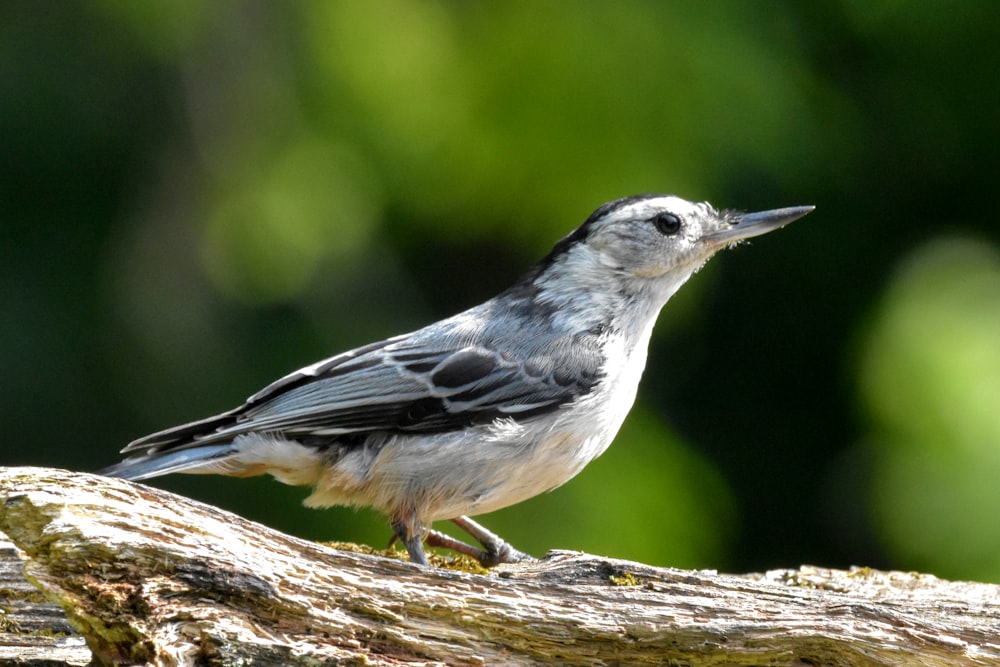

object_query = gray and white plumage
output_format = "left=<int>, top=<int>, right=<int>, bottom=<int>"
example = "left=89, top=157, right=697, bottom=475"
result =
left=101, top=194, right=813, bottom=566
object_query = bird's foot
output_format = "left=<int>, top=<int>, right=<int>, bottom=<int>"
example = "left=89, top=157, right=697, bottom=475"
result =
left=449, top=515, right=533, bottom=566
left=391, top=515, right=532, bottom=567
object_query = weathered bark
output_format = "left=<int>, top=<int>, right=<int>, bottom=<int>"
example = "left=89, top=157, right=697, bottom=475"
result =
left=0, top=538, right=90, bottom=665
left=0, top=466, right=997, bottom=666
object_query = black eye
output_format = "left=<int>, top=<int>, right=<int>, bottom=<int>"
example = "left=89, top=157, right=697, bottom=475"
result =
left=652, top=212, right=681, bottom=235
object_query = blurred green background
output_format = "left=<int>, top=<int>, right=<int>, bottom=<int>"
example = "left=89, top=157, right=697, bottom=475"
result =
left=2, top=1, right=999, bottom=581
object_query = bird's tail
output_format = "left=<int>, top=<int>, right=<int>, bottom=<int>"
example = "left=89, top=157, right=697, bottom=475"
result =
left=100, top=408, right=245, bottom=481
left=98, top=444, right=239, bottom=481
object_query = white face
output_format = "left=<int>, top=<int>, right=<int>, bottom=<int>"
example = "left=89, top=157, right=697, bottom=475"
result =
left=584, top=195, right=734, bottom=281
left=533, top=194, right=810, bottom=320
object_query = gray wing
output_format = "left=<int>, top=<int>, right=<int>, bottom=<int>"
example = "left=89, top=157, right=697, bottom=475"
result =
left=122, top=319, right=607, bottom=455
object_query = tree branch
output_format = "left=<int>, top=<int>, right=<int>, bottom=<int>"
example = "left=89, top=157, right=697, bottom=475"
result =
left=1, top=467, right=997, bottom=666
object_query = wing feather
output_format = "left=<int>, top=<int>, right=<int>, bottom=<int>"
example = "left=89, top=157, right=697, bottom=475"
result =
left=122, top=307, right=609, bottom=456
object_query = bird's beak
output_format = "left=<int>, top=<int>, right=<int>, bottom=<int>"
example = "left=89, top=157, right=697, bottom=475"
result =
left=706, top=205, right=815, bottom=244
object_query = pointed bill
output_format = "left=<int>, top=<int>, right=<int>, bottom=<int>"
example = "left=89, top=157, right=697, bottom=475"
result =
left=707, top=205, right=815, bottom=244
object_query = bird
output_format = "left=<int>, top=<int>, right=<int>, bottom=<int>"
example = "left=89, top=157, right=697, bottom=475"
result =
left=101, top=194, right=813, bottom=567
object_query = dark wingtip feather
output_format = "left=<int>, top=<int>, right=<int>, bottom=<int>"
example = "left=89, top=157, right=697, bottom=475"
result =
left=120, top=409, right=241, bottom=455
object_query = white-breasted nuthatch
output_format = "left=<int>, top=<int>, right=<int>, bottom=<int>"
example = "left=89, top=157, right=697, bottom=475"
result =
left=102, top=194, right=813, bottom=566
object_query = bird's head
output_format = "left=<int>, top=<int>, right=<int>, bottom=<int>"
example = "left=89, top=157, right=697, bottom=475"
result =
left=528, top=194, right=813, bottom=321
left=577, top=194, right=811, bottom=279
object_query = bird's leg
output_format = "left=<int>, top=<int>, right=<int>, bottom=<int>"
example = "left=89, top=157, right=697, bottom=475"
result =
left=451, top=515, right=533, bottom=566
left=390, top=514, right=532, bottom=567
left=423, top=529, right=490, bottom=561
left=390, top=525, right=487, bottom=564
left=390, top=518, right=428, bottom=566
left=424, top=526, right=525, bottom=567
